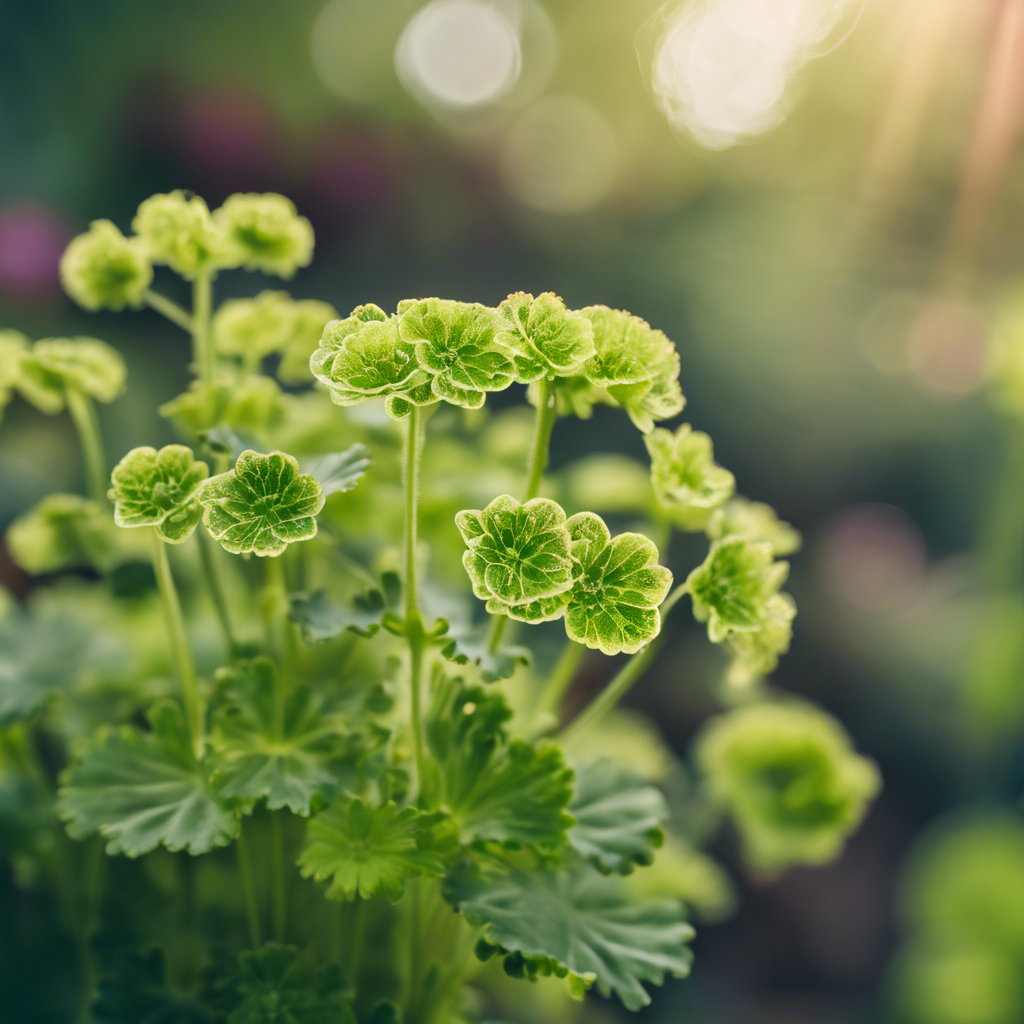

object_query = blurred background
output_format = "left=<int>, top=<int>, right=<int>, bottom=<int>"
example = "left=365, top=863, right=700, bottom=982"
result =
left=2, top=1, right=1024, bottom=1022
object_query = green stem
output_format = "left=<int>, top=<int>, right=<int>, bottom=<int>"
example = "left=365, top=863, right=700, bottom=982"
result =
left=192, top=271, right=214, bottom=385
left=263, top=554, right=295, bottom=689
left=348, top=897, right=367, bottom=982
left=65, top=388, right=107, bottom=504
left=270, top=811, right=287, bottom=943
left=403, top=406, right=427, bottom=795
left=976, top=420, right=1024, bottom=590
left=144, top=289, right=194, bottom=333
left=534, top=640, right=586, bottom=726
left=236, top=822, right=261, bottom=949
left=150, top=529, right=204, bottom=758
left=196, top=528, right=238, bottom=655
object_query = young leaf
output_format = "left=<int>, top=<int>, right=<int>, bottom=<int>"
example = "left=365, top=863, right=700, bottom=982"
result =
left=6, top=493, right=121, bottom=573
left=644, top=424, right=735, bottom=530
left=109, top=444, right=210, bottom=545
left=696, top=701, right=881, bottom=871
left=288, top=580, right=398, bottom=642
left=213, top=290, right=304, bottom=362
left=133, top=191, right=230, bottom=278
left=276, top=298, right=340, bottom=385
left=685, top=537, right=789, bottom=643
left=438, top=628, right=532, bottom=683
left=214, top=192, right=315, bottom=278
left=446, top=860, right=694, bottom=1011
left=159, top=376, right=286, bottom=437
left=302, top=444, right=371, bottom=498
left=209, top=658, right=360, bottom=815
left=706, top=496, right=802, bottom=556
left=60, top=219, right=153, bottom=311
left=18, top=337, right=127, bottom=412
left=495, top=292, right=596, bottom=382
left=298, top=797, right=452, bottom=902
left=427, top=678, right=573, bottom=850
left=578, top=306, right=684, bottom=433
left=200, top=450, right=324, bottom=557
left=563, top=512, right=673, bottom=655
left=569, top=760, right=667, bottom=875
left=0, top=330, right=29, bottom=420
left=58, top=701, right=240, bottom=857
left=725, top=593, right=796, bottom=687
left=456, top=495, right=574, bottom=610
left=399, top=298, right=515, bottom=409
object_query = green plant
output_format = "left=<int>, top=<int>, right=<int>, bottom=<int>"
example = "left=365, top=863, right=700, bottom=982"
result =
left=0, top=191, right=880, bottom=1024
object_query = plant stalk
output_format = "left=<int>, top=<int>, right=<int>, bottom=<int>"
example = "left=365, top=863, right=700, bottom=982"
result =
left=196, top=527, right=238, bottom=655
left=534, top=640, right=586, bottom=726
left=348, top=897, right=367, bottom=982
left=65, top=388, right=108, bottom=504
left=150, top=529, right=204, bottom=758
left=236, top=822, right=261, bottom=949
left=192, top=270, right=214, bottom=385
left=144, top=289, right=194, bottom=333
left=270, top=811, right=287, bottom=943
left=403, top=406, right=427, bottom=795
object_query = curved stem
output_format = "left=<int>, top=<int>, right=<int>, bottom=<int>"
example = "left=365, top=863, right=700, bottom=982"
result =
left=65, top=388, right=107, bottom=504
left=236, top=821, right=261, bottom=949
left=192, top=271, right=214, bottom=386
left=150, top=529, right=204, bottom=758
left=144, top=289, right=194, bottom=333
left=403, top=406, right=427, bottom=795
left=534, top=640, right=586, bottom=726
left=196, top=528, right=238, bottom=655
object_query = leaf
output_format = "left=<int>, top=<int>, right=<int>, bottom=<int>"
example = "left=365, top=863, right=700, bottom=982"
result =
left=109, top=444, right=210, bottom=544
left=57, top=701, right=240, bottom=857
left=495, top=292, right=595, bottom=382
left=427, top=678, right=573, bottom=850
left=200, top=450, right=324, bottom=557
left=277, top=299, right=340, bottom=385
left=438, top=629, right=531, bottom=683
left=644, top=424, right=735, bottom=530
left=208, top=943, right=355, bottom=1024
left=0, top=330, right=29, bottom=420
left=160, top=376, right=286, bottom=437
left=91, top=948, right=215, bottom=1024
left=298, top=797, right=453, bottom=902
left=706, top=496, right=802, bottom=555
left=209, top=658, right=360, bottom=815
left=302, top=444, right=371, bottom=498
left=696, top=701, right=881, bottom=871
left=456, top=495, right=574, bottom=608
left=724, top=593, right=796, bottom=687
left=214, top=192, right=315, bottom=278
left=133, top=191, right=230, bottom=278
left=578, top=306, right=684, bottom=433
left=18, top=337, right=127, bottom=411
left=214, top=290, right=304, bottom=361
left=569, top=760, right=667, bottom=874
left=6, top=492, right=122, bottom=573
left=445, top=860, right=694, bottom=1011
left=288, top=572, right=401, bottom=642
left=0, top=605, right=90, bottom=725
left=562, top=454, right=653, bottom=515
left=685, top=537, right=789, bottom=643
left=563, top=512, right=673, bottom=655
left=399, top=298, right=515, bottom=409
left=60, top=219, right=152, bottom=312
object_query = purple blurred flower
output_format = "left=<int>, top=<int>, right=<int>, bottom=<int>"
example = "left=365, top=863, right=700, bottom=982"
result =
left=0, top=204, right=71, bottom=301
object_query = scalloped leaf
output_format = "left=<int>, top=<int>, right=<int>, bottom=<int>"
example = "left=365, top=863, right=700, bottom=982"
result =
left=159, top=376, right=286, bottom=437
left=6, top=492, right=122, bottom=573
left=495, top=292, right=595, bottom=382
left=563, top=512, right=672, bottom=655
left=645, top=424, right=735, bottom=530
left=445, top=860, right=694, bottom=1011
left=456, top=495, right=573, bottom=608
left=298, top=797, right=453, bottom=903
left=288, top=572, right=401, bottom=642
left=200, top=450, right=324, bottom=557
left=569, top=760, right=667, bottom=875
left=133, top=191, right=230, bottom=278
left=0, top=330, right=29, bottom=420
left=214, top=192, right=314, bottom=278
left=725, top=592, right=796, bottom=687
left=438, top=628, right=531, bottom=683
left=60, top=219, right=153, bottom=312
left=302, top=444, right=371, bottom=498
left=18, top=337, right=127, bottom=412
left=706, top=496, right=802, bottom=555
left=57, top=702, right=240, bottom=857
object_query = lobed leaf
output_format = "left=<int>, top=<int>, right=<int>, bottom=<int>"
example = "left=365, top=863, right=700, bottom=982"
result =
left=18, top=337, right=127, bottom=411
left=0, top=330, right=30, bottom=420
left=214, top=192, right=314, bottom=278
left=133, top=191, right=230, bottom=278
left=302, top=444, right=371, bottom=498
left=495, top=292, right=595, bottom=382
left=706, top=496, right=802, bottom=556
left=276, top=298, right=340, bottom=385
left=725, top=593, right=796, bottom=688
left=160, top=375, right=286, bottom=437
left=288, top=572, right=401, bottom=642
left=60, top=219, right=152, bottom=311
left=438, top=628, right=532, bottom=683
left=645, top=423, right=735, bottom=530
left=6, top=493, right=121, bottom=573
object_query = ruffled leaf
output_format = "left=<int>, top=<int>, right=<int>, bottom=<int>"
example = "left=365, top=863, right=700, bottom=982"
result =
left=0, top=330, right=29, bottom=419
left=288, top=572, right=401, bottom=642
left=160, top=376, right=285, bottom=437
left=645, top=424, right=735, bottom=530
left=18, top=337, right=127, bottom=411
left=438, top=628, right=531, bottom=683
left=495, top=292, right=595, bottom=382
left=302, top=444, right=371, bottom=498
left=213, top=290, right=303, bottom=362
left=724, top=593, right=796, bottom=687
left=706, top=496, right=802, bottom=556
left=276, top=299, right=340, bottom=385
left=60, top=219, right=152, bottom=311
left=6, top=493, right=121, bottom=573
left=133, top=191, right=230, bottom=279
left=214, top=192, right=315, bottom=278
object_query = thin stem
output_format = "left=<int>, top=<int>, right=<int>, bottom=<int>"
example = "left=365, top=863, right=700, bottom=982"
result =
left=192, top=270, right=214, bottom=385
left=144, top=289, right=194, bottom=333
left=150, top=529, right=204, bottom=758
left=347, top=897, right=367, bottom=981
left=270, top=812, right=287, bottom=943
left=236, top=822, right=261, bottom=949
left=534, top=640, right=586, bottom=726
left=65, top=388, right=107, bottom=504
left=403, top=406, right=427, bottom=795
left=196, top=528, right=238, bottom=655
left=976, top=420, right=1024, bottom=591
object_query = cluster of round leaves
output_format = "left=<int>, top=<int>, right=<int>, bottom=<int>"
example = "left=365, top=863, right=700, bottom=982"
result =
left=456, top=494, right=673, bottom=655
left=311, top=293, right=685, bottom=432
left=60, top=191, right=314, bottom=311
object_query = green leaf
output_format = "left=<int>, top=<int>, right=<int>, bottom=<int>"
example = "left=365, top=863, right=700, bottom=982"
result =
left=200, top=450, right=324, bottom=557
left=563, top=512, right=673, bottom=655
left=277, top=299, right=340, bottom=385
left=562, top=454, right=653, bottom=515
left=495, top=292, right=595, bottom=382
left=214, top=192, right=315, bottom=278
left=209, top=943, right=355, bottom=1024
left=456, top=495, right=574, bottom=609
left=685, top=537, right=789, bottom=643
left=0, top=330, right=29, bottom=420
left=302, top=444, right=371, bottom=498
left=569, top=760, right=667, bottom=874
left=310, top=305, right=435, bottom=417
left=578, top=306, right=684, bottom=433
left=18, top=337, right=127, bottom=411
left=645, top=424, right=735, bottom=530
left=109, top=444, right=210, bottom=544
left=288, top=572, right=401, bottom=642
left=133, top=191, right=230, bottom=278
left=209, top=658, right=359, bottom=815
left=438, top=629, right=531, bottom=683
left=483, top=592, right=571, bottom=624
left=706, top=496, right=802, bottom=555
left=58, top=701, right=240, bottom=856
left=91, top=948, right=215, bottom=1024
left=724, top=593, right=796, bottom=687
left=696, top=701, right=881, bottom=871
left=6, top=493, right=121, bottom=573
left=427, top=678, right=573, bottom=850
left=0, top=605, right=90, bottom=726
left=446, top=860, right=694, bottom=1011
left=214, top=290, right=304, bottom=361
left=399, top=298, right=515, bottom=409
left=298, top=797, right=452, bottom=902
left=60, top=219, right=153, bottom=311
left=160, top=376, right=286, bottom=437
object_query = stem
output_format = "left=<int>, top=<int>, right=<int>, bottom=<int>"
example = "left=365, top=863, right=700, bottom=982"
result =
left=144, top=289, right=194, bottom=333
left=403, top=406, right=427, bottom=795
left=263, top=554, right=296, bottom=690
left=976, top=420, right=1024, bottom=590
left=196, top=528, right=238, bottom=655
left=534, top=640, right=586, bottom=726
left=65, top=388, right=107, bottom=504
left=236, top=822, right=261, bottom=948
left=270, top=812, right=287, bottom=943
left=192, top=270, right=214, bottom=385
left=150, top=529, right=204, bottom=758
left=348, top=897, right=367, bottom=981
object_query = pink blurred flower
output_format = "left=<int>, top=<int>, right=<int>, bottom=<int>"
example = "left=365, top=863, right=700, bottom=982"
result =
left=0, top=203, right=71, bottom=301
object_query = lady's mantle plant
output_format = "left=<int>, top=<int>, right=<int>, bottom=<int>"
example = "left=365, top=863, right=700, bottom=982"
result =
left=0, top=191, right=880, bottom=1023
